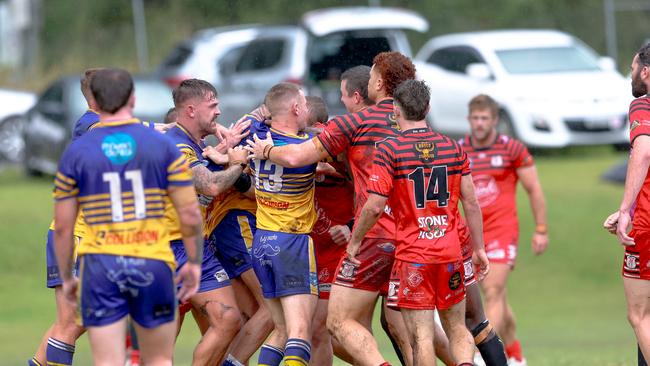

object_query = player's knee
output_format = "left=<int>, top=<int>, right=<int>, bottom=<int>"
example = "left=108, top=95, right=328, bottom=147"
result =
left=481, top=285, right=505, bottom=303
left=326, top=314, right=342, bottom=337
left=207, top=301, right=242, bottom=334
left=628, top=308, right=644, bottom=328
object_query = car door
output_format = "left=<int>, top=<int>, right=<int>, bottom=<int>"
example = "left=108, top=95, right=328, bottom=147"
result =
left=217, top=26, right=307, bottom=125
left=24, top=80, right=68, bottom=174
left=421, top=46, right=491, bottom=136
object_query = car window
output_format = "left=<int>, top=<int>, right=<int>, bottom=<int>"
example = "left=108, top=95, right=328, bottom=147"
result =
left=160, top=43, right=194, bottom=68
left=495, top=45, right=600, bottom=74
left=427, top=46, right=484, bottom=73
left=39, top=82, right=63, bottom=104
left=218, top=44, right=247, bottom=75
left=309, top=31, right=392, bottom=82
left=235, top=39, right=285, bottom=73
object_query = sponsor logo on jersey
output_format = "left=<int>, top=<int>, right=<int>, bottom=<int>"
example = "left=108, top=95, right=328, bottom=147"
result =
left=417, top=215, right=448, bottom=240
left=102, top=133, right=136, bottom=165
left=491, top=155, right=503, bottom=167
left=319, top=268, right=330, bottom=282
left=473, top=175, right=500, bottom=207
left=339, top=262, right=357, bottom=279
left=625, top=253, right=638, bottom=270
left=463, top=259, right=474, bottom=280
left=376, top=242, right=396, bottom=253
left=388, top=281, right=398, bottom=297
left=415, top=141, right=436, bottom=161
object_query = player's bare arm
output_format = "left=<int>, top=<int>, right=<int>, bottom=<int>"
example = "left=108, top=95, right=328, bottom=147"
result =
left=168, top=184, right=203, bottom=301
left=53, top=197, right=79, bottom=304
left=517, top=164, right=549, bottom=255
left=460, top=174, right=489, bottom=279
left=347, top=193, right=387, bottom=264
left=245, top=131, right=329, bottom=168
left=191, top=147, right=248, bottom=196
left=617, top=135, right=650, bottom=245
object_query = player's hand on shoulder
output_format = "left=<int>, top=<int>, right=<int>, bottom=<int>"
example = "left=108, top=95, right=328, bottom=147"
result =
left=616, top=210, right=636, bottom=246
left=603, top=211, right=619, bottom=234
left=155, top=122, right=175, bottom=133
left=176, top=262, right=201, bottom=302
left=245, top=132, right=273, bottom=160
left=473, top=249, right=490, bottom=281
left=62, top=278, right=79, bottom=305
left=329, top=225, right=351, bottom=246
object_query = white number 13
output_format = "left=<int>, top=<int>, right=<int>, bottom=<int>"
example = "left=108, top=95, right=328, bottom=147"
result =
left=102, top=170, right=146, bottom=222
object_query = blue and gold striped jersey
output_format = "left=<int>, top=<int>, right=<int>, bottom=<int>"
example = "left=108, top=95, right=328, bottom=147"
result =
left=53, top=118, right=192, bottom=266
left=250, top=127, right=317, bottom=234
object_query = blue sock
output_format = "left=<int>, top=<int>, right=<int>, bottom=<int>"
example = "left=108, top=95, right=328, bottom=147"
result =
left=284, top=338, right=311, bottom=366
left=258, top=344, right=284, bottom=366
left=27, top=358, right=42, bottom=366
left=46, top=338, right=75, bottom=366
left=222, top=354, right=245, bottom=366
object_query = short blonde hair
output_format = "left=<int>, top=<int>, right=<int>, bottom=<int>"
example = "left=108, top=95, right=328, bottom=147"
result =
left=468, top=94, right=499, bottom=117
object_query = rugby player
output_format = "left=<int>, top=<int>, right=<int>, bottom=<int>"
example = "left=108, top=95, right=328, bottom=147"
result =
left=348, top=79, right=488, bottom=366
left=604, top=42, right=650, bottom=365
left=249, top=83, right=319, bottom=366
left=246, top=52, right=417, bottom=365
left=28, top=69, right=102, bottom=366
left=458, top=94, right=548, bottom=366
left=303, top=95, right=355, bottom=366
left=165, top=79, right=250, bottom=365
left=53, top=68, right=202, bottom=365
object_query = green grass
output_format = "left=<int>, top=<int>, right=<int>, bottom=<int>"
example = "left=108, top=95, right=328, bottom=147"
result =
left=0, top=147, right=638, bottom=365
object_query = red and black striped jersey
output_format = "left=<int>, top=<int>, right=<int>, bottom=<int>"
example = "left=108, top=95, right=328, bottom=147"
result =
left=458, top=134, right=533, bottom=241
left=628, top=96, right=650, bottom=231
left=317, top=99, right=398, bottom=240
left=369, top=127, right=470, bottom=263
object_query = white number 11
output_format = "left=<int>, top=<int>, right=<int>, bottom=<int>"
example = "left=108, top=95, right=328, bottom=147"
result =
left=102, top=170, right=146, bottom=222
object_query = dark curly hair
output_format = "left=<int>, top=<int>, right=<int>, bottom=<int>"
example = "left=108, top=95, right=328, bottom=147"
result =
left=372, top=52, right=416, bottom=97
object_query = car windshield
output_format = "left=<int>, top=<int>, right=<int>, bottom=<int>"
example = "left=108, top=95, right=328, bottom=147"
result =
left=71, top=80, right=173, bottom=122
left=495, top=45, right=601, bottom=74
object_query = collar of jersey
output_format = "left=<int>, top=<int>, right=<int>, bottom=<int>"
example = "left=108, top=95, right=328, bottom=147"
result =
left=402, top=126, right=431, bottom=135
left=376, top=98, right=394, bottom=107
left=87, top=108, right=100, bottom=115
left=270, top=127, right=309, bottom=139
left=468, top=133, right=500, bottom=151
left=92, top=118, right=141, bottom=128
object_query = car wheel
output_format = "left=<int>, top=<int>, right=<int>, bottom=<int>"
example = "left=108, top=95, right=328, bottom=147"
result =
left=0, top=114, right=26, bottom=164
left=498, top=110, right=517, bottom=138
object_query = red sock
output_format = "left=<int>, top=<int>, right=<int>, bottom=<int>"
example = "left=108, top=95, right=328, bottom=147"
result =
left=125, top=333, right=132, bottom=349
left=379, top=363, right=391, bottom=366
left=505, top=339, right=523, bottom=361
left=131, top=349, right=140, bottom=365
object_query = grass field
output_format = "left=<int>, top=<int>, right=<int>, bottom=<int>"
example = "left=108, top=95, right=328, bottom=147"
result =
left=0, top=146, right=639, bottom=365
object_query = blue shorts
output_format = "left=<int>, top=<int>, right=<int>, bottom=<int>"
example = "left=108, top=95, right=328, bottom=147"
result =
left=251, top=229, right=318, bottom=299
left=79, top=254, right=176, bottom=328
left=45, top=229, right=80, bottom=288
left=209, top=210, right=256, bottom=279
left=171, top=239, right=230, bottom=293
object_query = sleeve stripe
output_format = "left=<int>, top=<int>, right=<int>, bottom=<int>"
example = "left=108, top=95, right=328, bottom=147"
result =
left=55, top=172, right=76, bottom=185
left=367, top=189, right=389, bottom=198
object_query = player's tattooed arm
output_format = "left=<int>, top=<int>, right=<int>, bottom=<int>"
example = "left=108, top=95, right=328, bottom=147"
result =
left=191, top=147, right=248, bottom=196
left=347, top=193, right=387, bottom=263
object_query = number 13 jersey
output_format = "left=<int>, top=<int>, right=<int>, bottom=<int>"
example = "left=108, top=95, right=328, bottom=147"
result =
left=250, top=127, right=317, bottom=234
left=369, top=127, right=470, bottom=263
left=53, top=119, right=193, bottom=267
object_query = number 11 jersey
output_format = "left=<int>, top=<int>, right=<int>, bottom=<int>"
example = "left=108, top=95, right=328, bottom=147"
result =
left=53, top=119, right=193, bottom=267
left=369, top=127, right=470, bottom=263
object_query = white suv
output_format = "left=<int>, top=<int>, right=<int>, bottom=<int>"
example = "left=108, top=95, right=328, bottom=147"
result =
left=156, top=7, right=429, bottom=124
left=415, top=29, right=630, bottom=148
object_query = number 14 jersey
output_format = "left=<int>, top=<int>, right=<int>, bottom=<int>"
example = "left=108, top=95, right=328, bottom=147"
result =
left=369, top=127, right=470, bottom=263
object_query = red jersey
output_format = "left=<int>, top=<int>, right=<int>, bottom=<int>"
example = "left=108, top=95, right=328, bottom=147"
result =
left=317, top=99, right=398, bottom=239
left=312, top=124, right=355, bottom=261
left=630, top=96, right=650, bottom=232
left=368, top=127, right=470, bottom=263
left=458, top=134, right=533, bottom=241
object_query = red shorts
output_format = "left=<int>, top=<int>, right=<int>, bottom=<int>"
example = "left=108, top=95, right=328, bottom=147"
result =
left=623, top=230, right=650, bottom=280
left=334, top=237, right=395, bottom=295
left=387, top=259, right=466, bottom=310
left=316, top=247, right=345, bottom=299
left=485, top=233, right=518, bottom=267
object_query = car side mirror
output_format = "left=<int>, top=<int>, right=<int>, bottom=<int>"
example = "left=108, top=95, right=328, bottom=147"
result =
left=598, top=56, right=616, bottom=72
left=466, top=63, right=492, bottom=80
